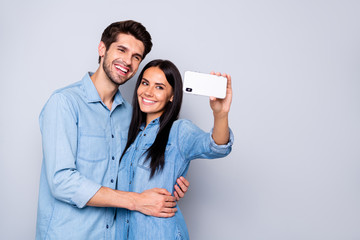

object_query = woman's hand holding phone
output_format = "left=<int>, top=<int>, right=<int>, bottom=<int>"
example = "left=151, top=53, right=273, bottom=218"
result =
left=209, top=72, right=232, bottom=145
left=209, top=72, right=232, bottom=117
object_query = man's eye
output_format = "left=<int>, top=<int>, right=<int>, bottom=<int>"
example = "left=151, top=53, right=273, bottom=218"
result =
left=119, top=49, right=125, bottom=52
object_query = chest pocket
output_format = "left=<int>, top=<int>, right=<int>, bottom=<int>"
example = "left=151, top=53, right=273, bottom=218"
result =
left=137, top=143, right=172, bottom=171
left=78, top=128, right=108, bottom=162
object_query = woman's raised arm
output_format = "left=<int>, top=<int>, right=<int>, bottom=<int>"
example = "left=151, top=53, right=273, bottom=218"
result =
left=209, top=72, right=232, bottom=145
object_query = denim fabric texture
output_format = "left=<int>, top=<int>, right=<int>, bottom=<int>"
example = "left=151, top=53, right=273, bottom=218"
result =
left=36, top=73, right=131, bottom=240
left=116, top=118, right=234, bottom=240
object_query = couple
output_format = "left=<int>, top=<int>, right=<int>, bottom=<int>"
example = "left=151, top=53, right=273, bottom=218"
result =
left=36, top=20, right=233, bottom=240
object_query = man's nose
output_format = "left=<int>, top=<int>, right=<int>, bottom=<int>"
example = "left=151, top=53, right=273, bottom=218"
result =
left=122, top=53, right=132, bottom=66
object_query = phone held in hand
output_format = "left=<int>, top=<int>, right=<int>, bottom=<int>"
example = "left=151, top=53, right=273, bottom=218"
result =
left=183, top=71, right=227, bottom=99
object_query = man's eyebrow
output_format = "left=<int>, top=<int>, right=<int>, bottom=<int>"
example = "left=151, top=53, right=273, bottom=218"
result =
left=134, top=53, right=143, bottom=59
left=117, top=45, right=127, bottom=49
left=117, top=45, right=143, bottom=59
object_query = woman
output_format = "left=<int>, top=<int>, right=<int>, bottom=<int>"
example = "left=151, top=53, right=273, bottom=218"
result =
left=116, top=59, right=233, bottom=240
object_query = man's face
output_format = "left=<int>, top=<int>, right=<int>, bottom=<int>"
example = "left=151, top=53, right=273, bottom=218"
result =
left=100, top=33, right=145, bottom=86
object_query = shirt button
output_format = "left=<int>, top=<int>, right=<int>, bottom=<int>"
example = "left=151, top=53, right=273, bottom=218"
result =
left=126, top=220, right=129, bottom=223
left=111, top=179, right=114, bottom=183
left=129, top=181, right=131, bottom=184
left=112, top=156, right=115, bottom=160
left=144, top=134, right=146, bottom=136
left=130, top=163, right=132, bottom=166
left=112, top=134, right=114, bottom=138
left=106, top=225, right=109, bottom=229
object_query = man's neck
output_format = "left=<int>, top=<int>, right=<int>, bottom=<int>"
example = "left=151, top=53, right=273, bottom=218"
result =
left=91, top=67, right=119, bottom=110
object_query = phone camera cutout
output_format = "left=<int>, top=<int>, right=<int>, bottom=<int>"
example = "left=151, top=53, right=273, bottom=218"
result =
left=186, top=88, right=192, bottom=92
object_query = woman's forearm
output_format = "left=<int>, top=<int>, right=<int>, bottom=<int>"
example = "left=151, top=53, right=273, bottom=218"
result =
left=212, top=113, right=230, bottom=145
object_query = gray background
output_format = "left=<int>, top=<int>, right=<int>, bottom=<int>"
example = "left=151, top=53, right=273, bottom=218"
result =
left=1, top=0, right=360, bottom=239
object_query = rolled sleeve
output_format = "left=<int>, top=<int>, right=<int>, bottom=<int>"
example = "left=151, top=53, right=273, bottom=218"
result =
left=209, top=127, right=234, bottom=155
left=177, top=119, right=234, bottom=161
left=72, top=179, right=101, bottom=208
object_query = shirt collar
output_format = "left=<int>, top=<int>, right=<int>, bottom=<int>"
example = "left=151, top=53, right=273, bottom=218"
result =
left=139, top=117, right=160, bottom=131
left=82, top=72, right=125, bottom=107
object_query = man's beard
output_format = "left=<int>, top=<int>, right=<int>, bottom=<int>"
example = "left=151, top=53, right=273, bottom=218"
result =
left=102, top=54, right=130, bottom=86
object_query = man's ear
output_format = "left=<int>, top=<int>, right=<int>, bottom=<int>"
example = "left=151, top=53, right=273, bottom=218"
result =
left=98, top=41, right=106, bottom=60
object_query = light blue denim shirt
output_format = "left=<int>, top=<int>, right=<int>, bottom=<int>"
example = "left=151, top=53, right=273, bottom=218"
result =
left=116, top=118, right=234, bottom=240
left=36, top=73, right=131, bottom=240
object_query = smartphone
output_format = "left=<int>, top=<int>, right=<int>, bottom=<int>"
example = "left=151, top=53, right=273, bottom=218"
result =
left=183, top=71, right=227, bottom=99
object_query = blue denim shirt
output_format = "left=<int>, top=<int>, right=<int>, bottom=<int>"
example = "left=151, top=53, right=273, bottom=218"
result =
left=36, top=73, right=131, bottom=240
left=116, top=118, right=234, bottom=240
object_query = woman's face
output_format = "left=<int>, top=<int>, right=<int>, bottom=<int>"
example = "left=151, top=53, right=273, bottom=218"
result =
left=137, top=67, right=174, bottom=123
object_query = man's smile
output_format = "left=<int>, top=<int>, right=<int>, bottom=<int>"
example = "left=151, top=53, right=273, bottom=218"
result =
left=114, top=64, right=129, bottom=75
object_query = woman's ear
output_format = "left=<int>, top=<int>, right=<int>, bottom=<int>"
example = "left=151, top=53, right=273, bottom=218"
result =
left=170, top=95, right=174, bottom=102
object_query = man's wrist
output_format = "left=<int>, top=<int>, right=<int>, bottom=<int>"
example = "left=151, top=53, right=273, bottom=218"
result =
left=125, top=191, right=138, bottom=211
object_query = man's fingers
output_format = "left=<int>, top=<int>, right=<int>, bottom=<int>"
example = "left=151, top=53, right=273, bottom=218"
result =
left=165, top=201, right=177, bottom=208
left=157, top=212, right=176, bottom=218
left=154, top=206, right=177, bottom=218
left=164, top=195, right=176, bottom=202
left=154, top=188, right=172, bottom=196
left=162, top=206, right=177, bottom=213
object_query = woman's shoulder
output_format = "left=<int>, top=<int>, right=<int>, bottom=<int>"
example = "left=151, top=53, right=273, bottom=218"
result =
left=171, top=119, right=204, bottom=137
left=172, top=119, right=195, bottom=130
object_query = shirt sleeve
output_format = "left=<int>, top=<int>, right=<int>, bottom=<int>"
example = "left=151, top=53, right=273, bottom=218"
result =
left=176, top=119, right=234, bottom=162
left=39, top=93, right=101, bottom=208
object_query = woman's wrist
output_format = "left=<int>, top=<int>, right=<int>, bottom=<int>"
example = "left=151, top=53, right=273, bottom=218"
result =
left=213, top=111, right=229, bottom=120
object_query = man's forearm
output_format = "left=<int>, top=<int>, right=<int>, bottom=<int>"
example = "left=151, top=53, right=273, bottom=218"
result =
left=87, top=186, right=137, bottom=210
left=86, top=186, right=177, bottom=218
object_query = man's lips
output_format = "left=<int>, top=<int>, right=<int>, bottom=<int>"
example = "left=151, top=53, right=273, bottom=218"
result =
left=114, top=64, right=129, bottom=75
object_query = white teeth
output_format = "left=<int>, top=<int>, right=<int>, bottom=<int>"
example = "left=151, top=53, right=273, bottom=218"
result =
left=115, top=65, right=128, bottom=73
left=143, top=98, right=155, bottom=103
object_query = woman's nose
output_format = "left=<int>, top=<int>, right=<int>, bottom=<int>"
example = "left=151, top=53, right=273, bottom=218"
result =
left=144, top=87, right=154, bottom=97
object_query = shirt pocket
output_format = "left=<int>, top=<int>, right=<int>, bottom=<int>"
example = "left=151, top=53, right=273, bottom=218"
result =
left=78, top=128, right=108, bottom=162
left=137, top=143, right=172, bottom=171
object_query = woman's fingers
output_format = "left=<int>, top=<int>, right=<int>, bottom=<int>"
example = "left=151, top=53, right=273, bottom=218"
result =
left=174, top=176, right=190, bottom=199
left=177, top=177, right=189, bottom=193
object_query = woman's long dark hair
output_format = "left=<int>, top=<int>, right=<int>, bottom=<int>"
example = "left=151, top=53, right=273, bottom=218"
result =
left=121, top=59, right=183, bottom=178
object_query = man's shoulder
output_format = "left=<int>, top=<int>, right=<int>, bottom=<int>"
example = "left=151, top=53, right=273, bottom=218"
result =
left=46, top=78, right=88, bottom=107
left=41, top=79, right=85, bottom=115
left=52, top=80, right=83, bottom=97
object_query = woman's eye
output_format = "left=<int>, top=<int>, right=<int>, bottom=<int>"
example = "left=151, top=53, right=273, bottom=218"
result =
left=141, top=81, right=148, bottom=85
left=156, top=86, right=164, bottom=90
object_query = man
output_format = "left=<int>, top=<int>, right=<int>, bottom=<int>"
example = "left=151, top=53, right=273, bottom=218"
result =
left=36, top=20, right=189, bottom=240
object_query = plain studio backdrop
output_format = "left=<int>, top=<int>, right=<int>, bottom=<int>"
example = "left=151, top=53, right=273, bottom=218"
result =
left=1, top=1, right=360, bottom=239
